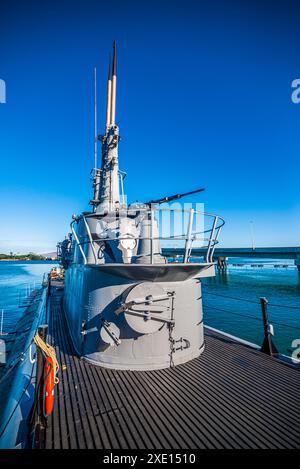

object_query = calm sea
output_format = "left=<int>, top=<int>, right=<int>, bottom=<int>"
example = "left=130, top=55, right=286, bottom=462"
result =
left=0, top=261, right=57, bottom=332
left=202, top=258, right=300, bottom=357
left=0, top=259, right=299, bottom=357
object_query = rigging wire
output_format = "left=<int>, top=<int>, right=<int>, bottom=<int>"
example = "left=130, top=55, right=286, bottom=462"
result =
left=204, top=304, right=300, bottom=331
left=203, top=290, right=300, bottom=310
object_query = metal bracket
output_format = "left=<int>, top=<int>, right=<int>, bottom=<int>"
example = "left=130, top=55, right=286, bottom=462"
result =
left=115, top=291, right=175, bottom=315
left=123, top=309, right=175, bottom=325
left=29, top=344, right=36, bottom=364
left=101, top=319, right=121, bottom=346
left=170, top=337, right=191, bottom=353
left=81, top=320, right=87, bottom=336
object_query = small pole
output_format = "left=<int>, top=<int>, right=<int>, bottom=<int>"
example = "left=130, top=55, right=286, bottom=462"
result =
left=0, top=309, right=3, bottom=335
left=260, top=297, right=278, bottom=357
left=150, top=208, right=154, bottom=264
left=30, top=324, right=48, bottom=448
left=184, top=209, right=194, bottom=263
left=250, top=221, right=255, bottom=250
left=94, top=67, right=98, bottom=170
left=45, top=274, right=51, bottom=324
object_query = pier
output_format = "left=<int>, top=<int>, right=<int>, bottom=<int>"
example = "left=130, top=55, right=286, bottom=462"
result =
left=38, top=283, right=300, bottom=450
left=162, top=247, right=300, bottom=272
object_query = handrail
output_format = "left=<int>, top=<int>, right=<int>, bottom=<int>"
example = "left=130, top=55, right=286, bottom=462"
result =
left=206, top=216, right=218, bottom=263
left=184, top=209, right=194, bottom=263
left=83, top=207, right=225, bottom=219
left=82, top=216, right=97, bottom=263
left=210, top=225, right=221, bottom=262
left=70, top=208, right=224, bottom=265
left=71, top=220, right=87, bottom=265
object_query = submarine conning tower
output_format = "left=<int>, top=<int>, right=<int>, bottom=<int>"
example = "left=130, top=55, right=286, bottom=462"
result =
left=59, top=41, right=225, bottom=370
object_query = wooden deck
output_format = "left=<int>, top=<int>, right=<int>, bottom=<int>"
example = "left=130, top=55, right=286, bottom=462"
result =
left=45, top=285, right=300, bottom=450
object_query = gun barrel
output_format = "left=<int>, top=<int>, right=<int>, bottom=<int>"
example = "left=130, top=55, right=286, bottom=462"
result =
left=146, top=188, right=205, bottom=205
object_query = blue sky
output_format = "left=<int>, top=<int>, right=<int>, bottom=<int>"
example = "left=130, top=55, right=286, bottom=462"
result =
left=0, top=0, right=299, bottom=252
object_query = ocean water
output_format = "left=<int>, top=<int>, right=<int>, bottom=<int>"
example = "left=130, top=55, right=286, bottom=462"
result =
left=0, top=259, right=299, bottom=357
left=0, top=261, right=57, bottom=332
left=202, top=258, right=300, bottom=357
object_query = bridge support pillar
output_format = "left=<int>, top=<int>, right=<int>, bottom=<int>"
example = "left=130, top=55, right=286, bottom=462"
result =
left=295, top=255, right=300, bottom=275
left=217, top=257, right=228, bottom=271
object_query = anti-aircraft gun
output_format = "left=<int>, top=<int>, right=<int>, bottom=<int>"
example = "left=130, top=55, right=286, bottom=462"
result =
left=145, top=187, right=205, bottom=206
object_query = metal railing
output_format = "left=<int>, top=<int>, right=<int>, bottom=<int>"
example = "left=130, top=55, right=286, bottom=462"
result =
left=69, top=207, right=225, bottom=265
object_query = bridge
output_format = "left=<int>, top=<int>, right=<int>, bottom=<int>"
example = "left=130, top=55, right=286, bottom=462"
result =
left=162, top=247, right=300, bottom=272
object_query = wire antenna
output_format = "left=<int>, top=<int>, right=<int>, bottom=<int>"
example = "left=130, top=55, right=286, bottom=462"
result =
left=94, top=67, right=98, bottom=170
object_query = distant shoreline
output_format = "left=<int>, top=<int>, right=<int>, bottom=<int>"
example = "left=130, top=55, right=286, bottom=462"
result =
left=0, top=258, right=57, bottom=262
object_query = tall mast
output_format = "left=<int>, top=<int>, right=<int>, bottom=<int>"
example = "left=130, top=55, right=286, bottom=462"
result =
left=96, top=40, right=121, bottom=213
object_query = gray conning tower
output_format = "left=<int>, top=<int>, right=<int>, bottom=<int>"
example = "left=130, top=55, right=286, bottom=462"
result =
left=61, top=42, right=225, bottom=371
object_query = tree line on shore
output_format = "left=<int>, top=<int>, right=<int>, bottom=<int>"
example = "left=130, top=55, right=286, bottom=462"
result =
left=0, top=252, right=49, bottom=260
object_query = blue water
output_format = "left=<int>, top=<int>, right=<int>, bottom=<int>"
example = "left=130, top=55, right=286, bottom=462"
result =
left=202, top=258, right=300, bottom=357
left=0, top=261, right=57, bottom=332
left=0, top=259, right=299, bottom=357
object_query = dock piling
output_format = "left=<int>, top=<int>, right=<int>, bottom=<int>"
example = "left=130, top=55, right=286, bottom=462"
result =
left=217, top=257, right=228, bottom=271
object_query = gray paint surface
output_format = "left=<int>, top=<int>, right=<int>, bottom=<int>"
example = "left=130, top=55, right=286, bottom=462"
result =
left=64, top=264, right=214, bottom=370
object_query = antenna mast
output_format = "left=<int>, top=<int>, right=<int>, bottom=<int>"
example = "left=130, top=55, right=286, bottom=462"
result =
left=89, top=67, right=101, bottom=209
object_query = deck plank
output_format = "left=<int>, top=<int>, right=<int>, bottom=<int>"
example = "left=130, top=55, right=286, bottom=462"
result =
left=44, top=286, right=300, bottom=450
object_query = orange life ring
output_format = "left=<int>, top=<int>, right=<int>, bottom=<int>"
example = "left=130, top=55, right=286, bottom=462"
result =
left=44, top=356, right=55, bottom=416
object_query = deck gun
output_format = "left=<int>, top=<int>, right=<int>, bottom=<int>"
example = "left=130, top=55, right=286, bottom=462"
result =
left=145, top=188, right=205, bottom=206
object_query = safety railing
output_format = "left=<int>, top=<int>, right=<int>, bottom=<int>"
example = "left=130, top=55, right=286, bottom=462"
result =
left=69, top=207, right=225, bottom=265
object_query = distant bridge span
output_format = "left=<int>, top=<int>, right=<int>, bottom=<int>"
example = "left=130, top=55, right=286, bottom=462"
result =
left=162, top=247, right=300, bottom=272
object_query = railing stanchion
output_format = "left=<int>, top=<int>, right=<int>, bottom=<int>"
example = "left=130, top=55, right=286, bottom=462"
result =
left=260, top=297, right=278, bottom=357
left=210, top=223, right=220, bottom=263
left=82, top=216, right=98, bottom=264
left=206, top=215, right=218, bottom=263
left=45, top=273, right=51, bottom=324
left=150, top=208, right=154, bottom=264
left=71, top=221, right=87, bottom=265
left=184, top=209, right=194, bottom=263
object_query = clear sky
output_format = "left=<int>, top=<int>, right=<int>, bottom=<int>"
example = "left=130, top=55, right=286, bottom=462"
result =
left=0, top=0, right=299, bottom=253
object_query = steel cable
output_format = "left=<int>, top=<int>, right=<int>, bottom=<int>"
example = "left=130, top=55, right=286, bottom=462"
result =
left=203, top=290, right=300, bottom=310
left=204, top=304, right=300, bottom=331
